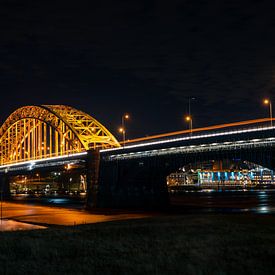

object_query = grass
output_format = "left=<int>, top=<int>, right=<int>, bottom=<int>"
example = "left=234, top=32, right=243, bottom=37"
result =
left=0, top=214, right=275, bottom=275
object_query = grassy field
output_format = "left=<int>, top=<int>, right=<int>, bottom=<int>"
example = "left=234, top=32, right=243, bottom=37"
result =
left=0, top=214, right=275, bottom=275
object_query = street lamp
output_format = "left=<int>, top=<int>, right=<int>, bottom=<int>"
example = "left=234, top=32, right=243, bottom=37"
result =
left=120, top=113, right=130, bottom=146
left=119, top=127, right=125, bottom=146
left=185, top=115, right=193, bottom=135
left=263, top=98, right=273, bottom=127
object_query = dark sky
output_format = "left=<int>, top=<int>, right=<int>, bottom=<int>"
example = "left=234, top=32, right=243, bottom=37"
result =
left=1, top=0, right=275, bottom=139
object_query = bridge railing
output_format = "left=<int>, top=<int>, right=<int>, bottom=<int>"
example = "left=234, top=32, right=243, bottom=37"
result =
left=105, top=137, right=275, bottom=161
left=0, top=148, right=87, bottom=167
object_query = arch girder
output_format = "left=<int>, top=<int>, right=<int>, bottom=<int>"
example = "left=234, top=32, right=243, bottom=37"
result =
left=42, top=105, right=120, bottom=149
left=0, top=105, right=120, bottom=165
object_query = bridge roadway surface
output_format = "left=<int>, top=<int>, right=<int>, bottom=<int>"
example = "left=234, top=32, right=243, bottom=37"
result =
left=101, top=119, right=275, bottom=159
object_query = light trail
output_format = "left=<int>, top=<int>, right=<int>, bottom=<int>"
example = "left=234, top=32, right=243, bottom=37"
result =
left=122, top=118, right=275, bottom=144
left=0, top=152, right=87, bottom=169
left=102, top=123, right=275, bottom=152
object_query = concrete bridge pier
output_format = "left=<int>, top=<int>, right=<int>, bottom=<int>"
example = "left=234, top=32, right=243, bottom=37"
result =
left=85, top=149, right=100, bottom=209
left=0, top=174, right=11, bottom=200
left=97, top=156, right=170, bottom=208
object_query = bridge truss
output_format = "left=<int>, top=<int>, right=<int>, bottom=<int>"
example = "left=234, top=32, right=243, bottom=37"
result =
left=0, top=105, right=120, bottom=165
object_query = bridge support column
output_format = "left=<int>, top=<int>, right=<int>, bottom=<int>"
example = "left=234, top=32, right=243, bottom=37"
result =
left=0, top=174, right=11, bottom=200
left=85, top=149, right=100, bottom=209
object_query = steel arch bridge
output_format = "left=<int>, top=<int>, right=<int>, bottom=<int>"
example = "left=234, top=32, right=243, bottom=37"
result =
left=0, top=105, right=120, bottom=166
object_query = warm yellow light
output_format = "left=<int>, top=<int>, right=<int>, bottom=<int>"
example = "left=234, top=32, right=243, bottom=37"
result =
left=119, top=127, right=124, bottom=133
left=124, top=114, right=130, bottom=119
left=264, top=99, right=270, bottom=105
left=185, top=116, right=191, bottom=122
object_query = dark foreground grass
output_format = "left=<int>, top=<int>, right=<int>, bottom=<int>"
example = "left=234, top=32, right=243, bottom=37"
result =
left=0, top=214, right=275, bottom=275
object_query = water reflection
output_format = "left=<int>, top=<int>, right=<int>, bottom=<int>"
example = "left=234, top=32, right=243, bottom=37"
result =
left=10, top=189, right=275, bottom=216
left=172, top=189, right=275, bottom=215
left=256, top=206, right=270, bottom=214
left=0, top=220, right=47, bottom=231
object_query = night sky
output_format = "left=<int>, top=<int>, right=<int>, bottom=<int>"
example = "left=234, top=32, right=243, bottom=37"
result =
left=1, top=0, right=275, bottom=139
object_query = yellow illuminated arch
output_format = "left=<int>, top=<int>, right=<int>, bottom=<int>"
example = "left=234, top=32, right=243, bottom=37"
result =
left=0, top=105, right=120, bottom=165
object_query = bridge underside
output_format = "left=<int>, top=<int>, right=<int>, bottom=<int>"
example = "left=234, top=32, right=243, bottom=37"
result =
left=1, top=145, right=275, bottom=208
left=97, top=146, right=275, bottom=208
left=0, top=153, right=88, bottom=200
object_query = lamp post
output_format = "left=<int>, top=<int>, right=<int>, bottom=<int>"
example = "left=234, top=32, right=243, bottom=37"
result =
left=187, top=97, right=195, bottom=133
left=120, top=113, right=130, bottom=146
left=119, top=127, right=125, bottom=146
left=188, top=97, right=196, bottom=117
left=185, top=115, right=193, bottom=135
left=263, top=99, right=273, bottom=127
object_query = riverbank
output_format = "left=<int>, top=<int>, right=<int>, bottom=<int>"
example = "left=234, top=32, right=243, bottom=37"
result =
left=0, top=202, right=150, bottom=226
left=0, top=213, right=275, bottom=274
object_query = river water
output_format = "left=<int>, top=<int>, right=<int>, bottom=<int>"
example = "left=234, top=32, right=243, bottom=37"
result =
left=1, top=190, right=275, bottom=231
left=170, top=189, right=275, bottom=214
left=11, top=189, right=275, bottom=215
